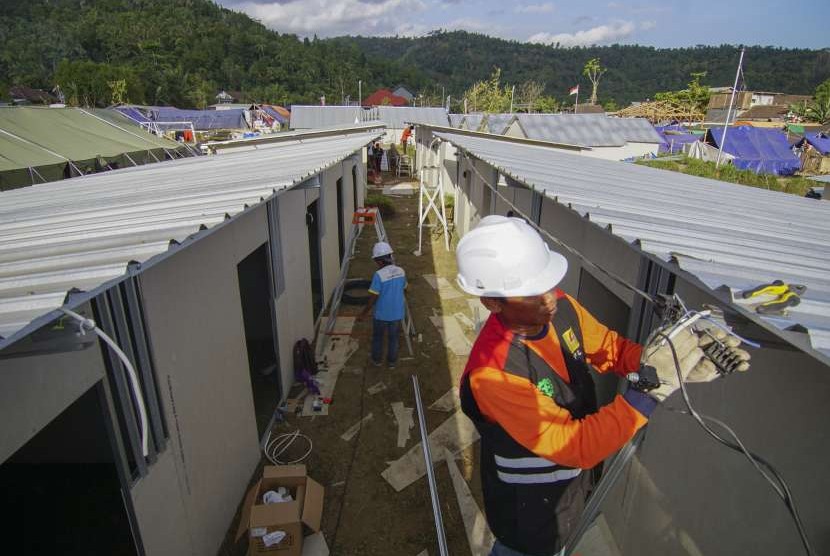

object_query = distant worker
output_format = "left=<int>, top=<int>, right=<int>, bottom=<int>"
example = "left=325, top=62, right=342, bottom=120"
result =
left=373, top=141, right=384, bottom=173
left=400, top=124, right=414, bottom=148
left=456, top=216, right=750, bottom=556
left=360, top=241, right=407, bottom=369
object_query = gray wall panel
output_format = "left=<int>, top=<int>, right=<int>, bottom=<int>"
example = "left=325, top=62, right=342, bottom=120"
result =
left=275, top=189, right=315, bottom=395
left=138, top=206, right=265, bottom=556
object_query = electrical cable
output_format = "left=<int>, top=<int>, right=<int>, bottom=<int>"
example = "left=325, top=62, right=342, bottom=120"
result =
left=462, top=152, right=656, bottom=304
left=263, top=429, right=313, bottom=465
left=329, top=355, right=369, bottom=553
left=656, top=332, right=815, bottom=556
left=60, top=308, right=150, bottom=458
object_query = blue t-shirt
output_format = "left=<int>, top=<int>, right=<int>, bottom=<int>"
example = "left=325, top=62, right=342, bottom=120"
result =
left=368, top=264, right=407, bottom=321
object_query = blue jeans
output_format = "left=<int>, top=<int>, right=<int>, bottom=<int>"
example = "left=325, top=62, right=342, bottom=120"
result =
left=489, top=540, right=539, bottom=556
left=371, top=319, right=400, bottom=364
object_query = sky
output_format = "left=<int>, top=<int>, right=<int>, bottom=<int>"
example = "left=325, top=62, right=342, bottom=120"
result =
left=215, top=0, right=829, bottom=49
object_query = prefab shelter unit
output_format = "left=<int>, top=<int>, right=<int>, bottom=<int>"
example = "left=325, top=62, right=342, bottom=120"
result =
left=705, top=126, right=801, bottom=175
left=503, top=114, right=665, bottom=160
left=0, top=106, right=192, bottom=191
left=424, top=127, right=830, bottom=555
left=0, top=126, right=380, bottom=556
left=290, top=105, right=447, bottom=145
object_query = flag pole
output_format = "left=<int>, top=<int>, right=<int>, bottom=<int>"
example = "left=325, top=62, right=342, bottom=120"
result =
left=716, top=48, right=745, bottom=168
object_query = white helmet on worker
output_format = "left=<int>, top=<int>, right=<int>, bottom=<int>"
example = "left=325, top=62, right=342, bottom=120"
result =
left=456, top=215, right=568, bottom=297
left=372, top=241, right=394, bottom=259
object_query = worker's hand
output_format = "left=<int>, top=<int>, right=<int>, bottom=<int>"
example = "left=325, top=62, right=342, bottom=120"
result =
left=686, top=327, right=751, bottom=382
left=641, top=326, right=704, bottom=401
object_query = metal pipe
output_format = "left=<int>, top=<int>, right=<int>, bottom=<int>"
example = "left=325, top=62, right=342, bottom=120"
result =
left=716, top=48, right=745, bottom=168
left=412, top=375, right=449, bottom=556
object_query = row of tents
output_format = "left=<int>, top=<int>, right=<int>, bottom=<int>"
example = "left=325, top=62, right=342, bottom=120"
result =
left=0, top=106, right=196, bottom=191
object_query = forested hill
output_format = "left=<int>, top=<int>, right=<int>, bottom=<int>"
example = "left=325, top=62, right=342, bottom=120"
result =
left=333, top=33, right=830, bottom=106
left=1, top=0, right=828, bottom=108
left=0, top=0, right=426, bottom=107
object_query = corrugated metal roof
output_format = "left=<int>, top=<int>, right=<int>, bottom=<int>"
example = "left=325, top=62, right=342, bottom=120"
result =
left=290, top=106, right=447, bottom=130
left=460, top=114, right=484, bottom=131
left=290, top=106, right=379, bottom=129
left=483, top=114, right=514, bottom=135
left=0, top=128, right=382, bottom=347
left=511, top=114, right=663, bottom=147
left=809, top=175, right=830, bottom=183
left=435, top=131, right=830, bottom=358
left=377, top=106, right=448, bottom=128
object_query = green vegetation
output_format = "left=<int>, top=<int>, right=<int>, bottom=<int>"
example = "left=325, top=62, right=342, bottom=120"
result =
left=0, top=0, right=429, bottom=107
left=333, top=32, right=829, bottom=107
left=654, top=72, right=711, bottom=115
left=790, top=78, right=830, bottom=124
left=582, top=58, right=606, bottom=105
left=636, top=157, right=815, bottom=196
left=365, top=192, right=396, bottom=219
left=1, top=2, right=827, bottom=109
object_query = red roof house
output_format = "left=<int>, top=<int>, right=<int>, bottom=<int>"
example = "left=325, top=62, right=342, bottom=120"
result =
left=362, top=88, right=408, bottom=107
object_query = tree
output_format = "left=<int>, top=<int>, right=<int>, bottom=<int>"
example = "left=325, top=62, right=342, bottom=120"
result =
left=463, top=68, right=512, bottom=113
left=806, top=97, right=830, bottom=125
left=535, top=96, right=560, bottom=113
left=518, top=80, right=545, bottom=112
left=815, top=78, right=830, bottom=106
left=582, top=58, right=606, bottom=106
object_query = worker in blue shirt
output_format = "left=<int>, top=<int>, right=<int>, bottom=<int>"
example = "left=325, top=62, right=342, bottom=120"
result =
left=359, top=241, right=407, bottom=368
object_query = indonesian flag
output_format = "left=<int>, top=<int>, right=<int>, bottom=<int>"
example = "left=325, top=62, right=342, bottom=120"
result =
left=568, top=85, right=579, bottom=96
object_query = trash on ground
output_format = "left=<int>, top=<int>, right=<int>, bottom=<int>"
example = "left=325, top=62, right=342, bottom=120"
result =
left=367, top=381, right=388, bottom=395
left=391, top=401, right=415, bottom=448
left=381, top=410, right=480, bottom=491
left=429, top=316, right=472, bottom=356
left=340, top=413, right=374, bottom=442
left=428, top=387, right=460, bottom=412
left=444, top=448, right=495, bottom=555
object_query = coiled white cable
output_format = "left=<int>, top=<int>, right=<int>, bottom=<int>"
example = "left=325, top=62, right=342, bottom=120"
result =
left=263, top=429, right=313, bottom=465
left=60, top=308, right=150, bottom=457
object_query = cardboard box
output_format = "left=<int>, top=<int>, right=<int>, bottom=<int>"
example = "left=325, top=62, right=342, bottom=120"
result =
left=236, top=465, right=324, bottom=556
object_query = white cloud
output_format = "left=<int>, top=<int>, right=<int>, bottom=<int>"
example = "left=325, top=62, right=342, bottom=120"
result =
left=640, top=20, right=656, bottom=30
left=238, top=0, right=427, bottom=36
left=515, top=3, right=555, bottom=14
left=528, top=20, right=637, bottom=46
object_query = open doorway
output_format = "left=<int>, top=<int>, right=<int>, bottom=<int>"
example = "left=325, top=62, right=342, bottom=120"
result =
left=336, top=177, right=345, bottom=265
left=237, top=243, right=281, bottom=436
left=352, top=165, right=359, bottom=210
left=306, top=199, right=323, bottom=321
left=1, top=384, right=138, bottom=556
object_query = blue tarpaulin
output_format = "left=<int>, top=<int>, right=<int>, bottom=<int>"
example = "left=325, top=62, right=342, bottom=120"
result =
left=149, top=107, right=248, bottom=130
left=115, top=106, right=152, bottom=124
left=659, top=132, right=700, bottom=154
left=802, top=132, right=830, bottom=155
left=706, top=126, right=801, bottom=175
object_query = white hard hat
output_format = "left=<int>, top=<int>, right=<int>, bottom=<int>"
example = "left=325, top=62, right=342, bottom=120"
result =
left=372, top=241, right=394, bottom=258
left=456, top=216, right=567, bottom=297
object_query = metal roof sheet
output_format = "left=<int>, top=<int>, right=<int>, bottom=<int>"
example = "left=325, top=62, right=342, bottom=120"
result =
left=0, top=128, right=381, bottom=347
left=435, top=131, right=830, bottom=358
left=483, top=114, right=514, bottom=135
left=511, top=114, right=663, bottom=147
left=290, top=106, right=377, bottom=129
left=377, top=106, right=449, bottom=128
left=449, top=114, right=464, bottom=128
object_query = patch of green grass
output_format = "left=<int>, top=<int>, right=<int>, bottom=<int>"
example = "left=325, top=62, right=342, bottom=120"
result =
left=365, top=192, right=396, bottom=219
left=636, top=156, right=812, bottom=196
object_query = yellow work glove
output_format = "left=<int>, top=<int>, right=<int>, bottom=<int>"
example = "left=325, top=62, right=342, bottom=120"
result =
left=641, top=326, right=704, bottom=401
left=686, top=327, right=751, bottom=382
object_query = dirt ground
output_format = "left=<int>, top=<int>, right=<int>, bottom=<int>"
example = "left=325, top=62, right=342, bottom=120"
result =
left=220, top=174, right=488, bottom=556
